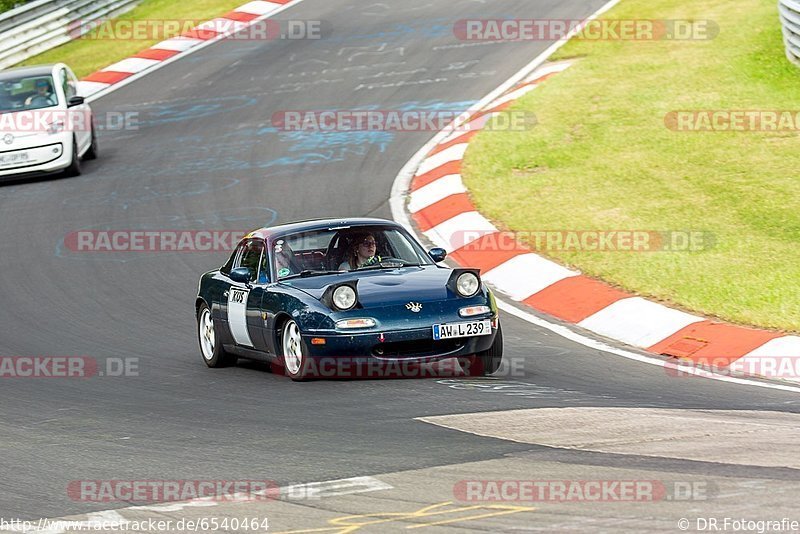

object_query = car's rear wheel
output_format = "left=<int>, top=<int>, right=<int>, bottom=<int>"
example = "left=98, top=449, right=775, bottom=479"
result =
left=281, top=319, right=311, bottom=381
left=64, top=137, right=81, bottom=177
left=197, top=303, right=236, bottom=368
left=459, top=323, right=504, bottom=376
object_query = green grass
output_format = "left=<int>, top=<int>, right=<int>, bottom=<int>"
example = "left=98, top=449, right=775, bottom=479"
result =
left=463, top=0, right=800, bottom=332
left=18, top=0, right=247, bottom=78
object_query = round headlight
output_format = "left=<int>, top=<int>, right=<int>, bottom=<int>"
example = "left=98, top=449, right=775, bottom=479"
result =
left=332, top=285, right=357, bottom=310
left=456, top=272, right=480, bottom=297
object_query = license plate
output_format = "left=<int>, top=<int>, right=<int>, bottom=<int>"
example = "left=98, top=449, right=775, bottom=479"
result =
left=433, top=319, right=491, bottom=340
left=0, top=151, right=29, bottom=167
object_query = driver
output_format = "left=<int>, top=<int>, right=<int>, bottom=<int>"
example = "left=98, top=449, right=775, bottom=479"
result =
left=24, top=79, right=56, bottom=107
left=339, top=232, right=381, bottom=271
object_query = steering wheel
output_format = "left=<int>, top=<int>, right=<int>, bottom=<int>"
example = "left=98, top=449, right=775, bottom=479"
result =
left=28, top=95, right=55, bottom=107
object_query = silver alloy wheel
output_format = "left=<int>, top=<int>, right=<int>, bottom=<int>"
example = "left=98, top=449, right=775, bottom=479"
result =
left=199, top=308, right=215, bottom=361
left=282, top=321, right=303, bottom=375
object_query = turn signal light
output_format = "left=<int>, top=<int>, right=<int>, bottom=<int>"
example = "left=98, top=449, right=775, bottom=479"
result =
left=335, top=318, right=377, bottom=329
left=459, top=305, right=491, bottom=318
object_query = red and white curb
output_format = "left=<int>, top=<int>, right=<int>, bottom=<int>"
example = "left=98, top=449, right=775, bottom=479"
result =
left=397, top=60, right=800, bottom=386
left=76, top=0, right=295, bottom=99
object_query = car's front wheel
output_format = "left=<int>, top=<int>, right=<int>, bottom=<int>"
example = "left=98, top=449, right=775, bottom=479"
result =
left=197, top=303, right=237, bottom=368
left=84, top=122, right=98, bottom=160
left=280, top=319, right=311, bottom=381
left=459, top=323, right=504, bottom=376
left=64, top=137, right=81, bottom=177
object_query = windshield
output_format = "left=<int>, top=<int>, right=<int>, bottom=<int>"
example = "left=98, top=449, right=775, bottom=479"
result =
left=0, top=74, right=59, bottom=113
left=273, top=225, right=432, bottom=279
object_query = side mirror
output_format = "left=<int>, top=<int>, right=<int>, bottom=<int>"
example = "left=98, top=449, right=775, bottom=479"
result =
left=229, top=267, right=252, bottom=284
left=429, top=248, right=447, bottom=263
left=68, top=96, right=84, bottom=107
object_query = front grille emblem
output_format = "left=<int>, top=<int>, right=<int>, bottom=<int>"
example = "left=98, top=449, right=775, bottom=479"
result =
left=3, top=134, right=13, bottom=145
left=406, top=302, right=422, bottom=313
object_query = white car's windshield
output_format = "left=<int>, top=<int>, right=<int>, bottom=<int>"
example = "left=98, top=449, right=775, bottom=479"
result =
left=0, top=75, right=59, bottom=113
left=274, top=225, right=432, bottom=279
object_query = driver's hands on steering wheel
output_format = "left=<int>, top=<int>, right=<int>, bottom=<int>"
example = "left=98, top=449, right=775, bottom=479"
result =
left=27, top=95, right=55, bottom=107
left=360, top=255, right=381, bottom=267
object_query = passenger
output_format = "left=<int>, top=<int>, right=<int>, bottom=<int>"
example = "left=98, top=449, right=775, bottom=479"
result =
left=339, top=232, right=380, bottom=270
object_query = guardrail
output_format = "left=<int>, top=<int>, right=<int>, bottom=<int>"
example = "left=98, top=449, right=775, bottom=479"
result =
left=779, top=0, right=800, bottom=66
left=0, top=0, right=140, bottom=70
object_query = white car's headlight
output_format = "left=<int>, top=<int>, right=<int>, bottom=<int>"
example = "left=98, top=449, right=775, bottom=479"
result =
left=456, top=272, right=480, bottom=297
left=47, top=121, right=65, bottom=135
left=332, top=285, right=357, bottom=310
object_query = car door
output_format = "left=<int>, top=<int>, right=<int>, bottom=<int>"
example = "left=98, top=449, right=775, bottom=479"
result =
left=224, top=238, right=269, bottom=351
left=61, top=67, right=91, bottom=152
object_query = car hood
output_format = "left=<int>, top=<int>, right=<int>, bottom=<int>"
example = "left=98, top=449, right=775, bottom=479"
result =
left=279, top=266, right=455, bottom=306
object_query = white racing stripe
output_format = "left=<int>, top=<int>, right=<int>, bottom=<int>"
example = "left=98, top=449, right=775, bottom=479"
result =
left=235, top=0, right=283, bottom=15
left=408, top=174, right=466, bottom=213
left=151, top=37, right=206, bottom=52
left=483, top=254, right=579, bottom=301
left=101, top=58, right=161, bottom=74
left=415, top=143, right=468, bottom=176
left=422, top=212, right=496, bottom=253
left=578, top=297, right=703, bottom=348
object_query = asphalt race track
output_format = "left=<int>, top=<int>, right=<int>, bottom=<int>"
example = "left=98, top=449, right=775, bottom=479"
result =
left=1, top=0, right=799, bottom=529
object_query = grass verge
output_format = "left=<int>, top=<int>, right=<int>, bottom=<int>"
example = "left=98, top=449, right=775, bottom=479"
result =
left=463, top=0, right=800, bottom=331
left=18, top=0, right=247, bottom=78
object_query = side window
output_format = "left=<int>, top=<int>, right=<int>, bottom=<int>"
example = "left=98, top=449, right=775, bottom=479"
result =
left=60, top=69, right=76, bottom=100
left=221, top=243, right=244, bottom=275
left=67, top=69, right=79, bottom=98
left=236, top=239, right=264, bottom=282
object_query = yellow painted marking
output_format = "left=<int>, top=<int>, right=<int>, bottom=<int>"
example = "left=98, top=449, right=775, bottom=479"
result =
left=274, top=501, right=535, bottom=533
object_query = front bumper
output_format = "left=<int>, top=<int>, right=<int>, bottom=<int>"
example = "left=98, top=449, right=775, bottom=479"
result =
left=302, top=320, right=497, bottom=363
left=0, top=142, right=70, bottom=178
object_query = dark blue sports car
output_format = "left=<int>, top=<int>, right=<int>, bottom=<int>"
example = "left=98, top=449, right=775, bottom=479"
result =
left=195, top=218, right=503, bottom=381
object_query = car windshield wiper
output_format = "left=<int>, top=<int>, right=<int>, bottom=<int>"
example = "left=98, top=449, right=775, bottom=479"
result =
left=280, top=270, right=343, bottom=280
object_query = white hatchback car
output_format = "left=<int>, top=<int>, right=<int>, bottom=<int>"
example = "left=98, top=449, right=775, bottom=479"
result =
left=0, top=63, right=97, bottom=180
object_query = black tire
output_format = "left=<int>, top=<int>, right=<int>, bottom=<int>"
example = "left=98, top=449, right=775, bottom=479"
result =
left=64, top=137, right=81, bottom=177
left=279, top=319, right=312, bottom=381
left=197, top=302, right=237, bottom=368
left=459, top=324, right=504, bottom=376
left=83, top=123, right=98, bottom=160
